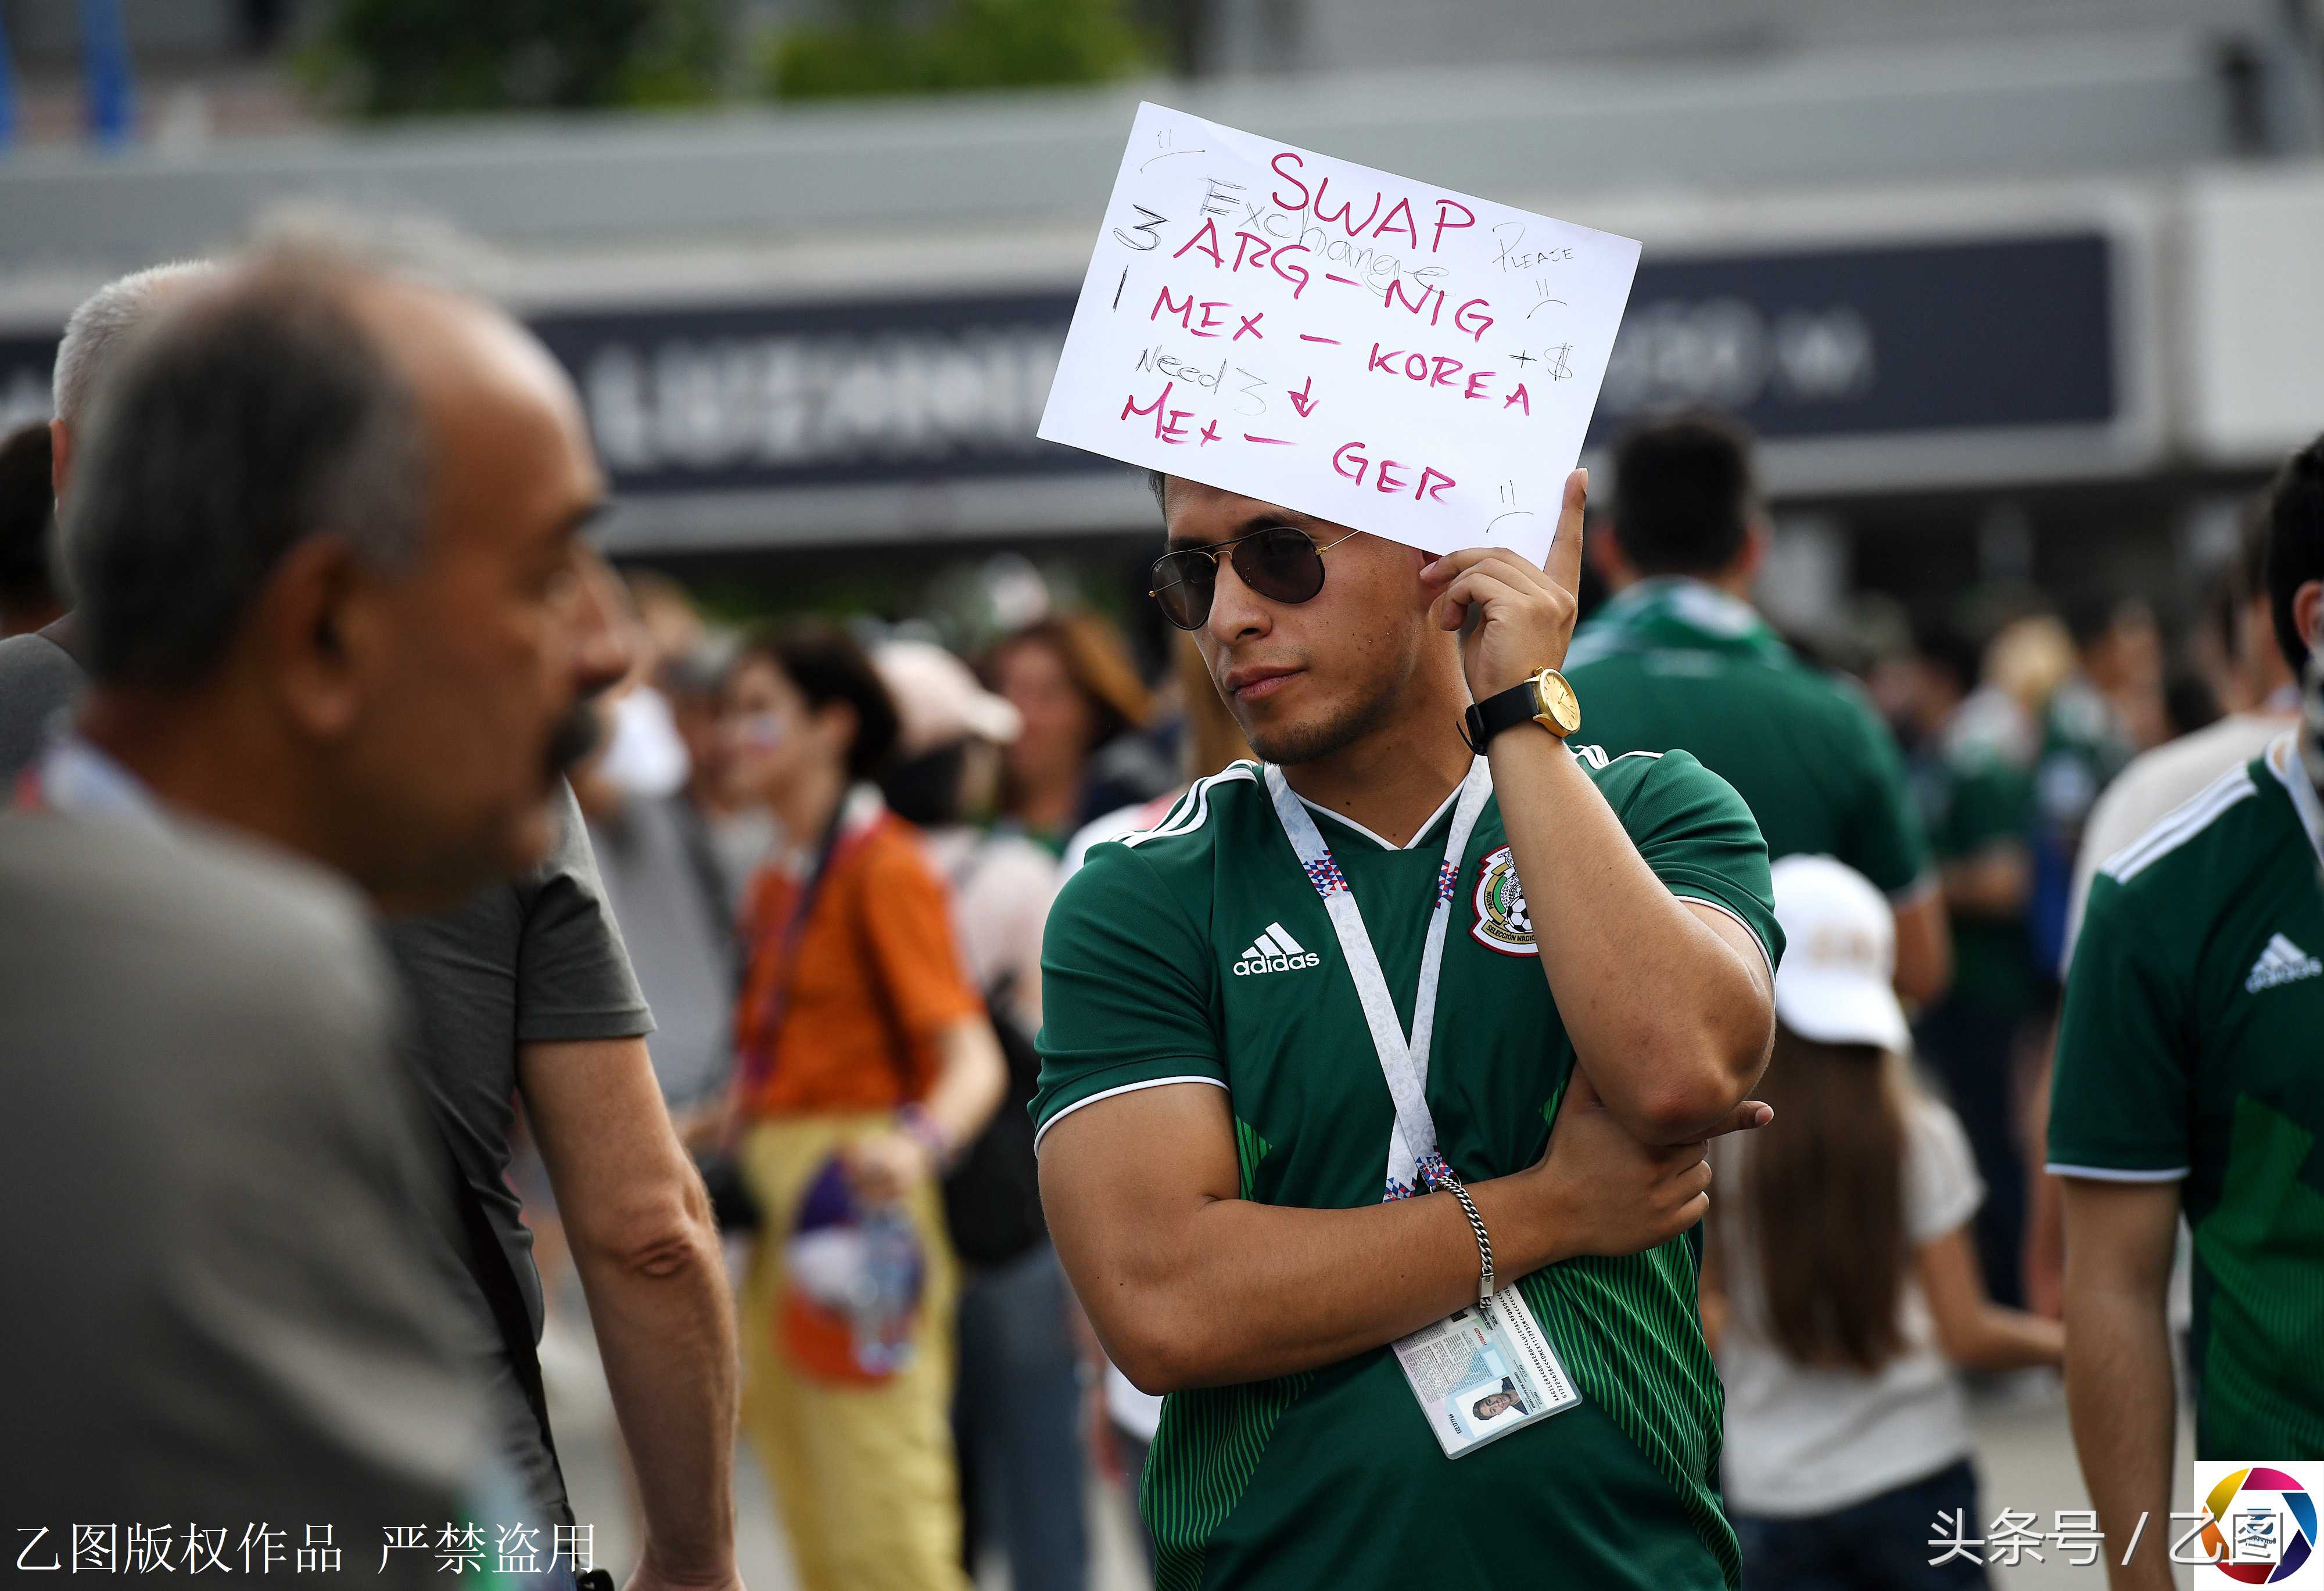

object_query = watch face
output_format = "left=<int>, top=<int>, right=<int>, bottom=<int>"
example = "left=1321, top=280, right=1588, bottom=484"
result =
left=1534, top=671, right=1581, bottom=735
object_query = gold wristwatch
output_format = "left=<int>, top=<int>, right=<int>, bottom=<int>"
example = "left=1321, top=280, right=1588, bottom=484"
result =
left=1462, top=667, right=1581, bottom=753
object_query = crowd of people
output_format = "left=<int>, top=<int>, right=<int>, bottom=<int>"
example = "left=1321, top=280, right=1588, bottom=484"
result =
left=2, top=225, right=2318, bottom=1591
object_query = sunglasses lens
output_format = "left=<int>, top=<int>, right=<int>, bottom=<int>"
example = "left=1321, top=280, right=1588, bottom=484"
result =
left=1150, top=552, right=1215, bottom=630
left=1235, top=527, right=1328, bottom=605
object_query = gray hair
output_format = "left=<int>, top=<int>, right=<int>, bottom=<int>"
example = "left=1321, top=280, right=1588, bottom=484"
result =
left=64, top=256, right=430, bottom=688
left=49, top=261, right=221, bottom=430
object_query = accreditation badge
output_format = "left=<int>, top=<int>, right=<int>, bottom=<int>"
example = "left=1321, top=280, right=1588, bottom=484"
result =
left=1390, top=1284, right=1580, bottom=1458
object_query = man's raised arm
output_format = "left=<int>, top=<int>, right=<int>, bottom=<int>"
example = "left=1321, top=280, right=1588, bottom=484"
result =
left=1422, top=472, right=1776, bottom=1146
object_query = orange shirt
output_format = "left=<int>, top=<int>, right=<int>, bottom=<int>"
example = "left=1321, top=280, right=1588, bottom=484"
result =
left=736, top=805, right=981, bottom=1118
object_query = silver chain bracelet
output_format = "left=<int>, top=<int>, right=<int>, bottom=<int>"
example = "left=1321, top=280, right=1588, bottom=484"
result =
left=1436, top=1171, right=1496, bottom=1303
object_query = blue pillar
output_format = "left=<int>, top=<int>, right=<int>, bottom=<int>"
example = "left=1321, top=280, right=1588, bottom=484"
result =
left=0, top=11, right=18, bottom=152
left=80, top=0, right=135, bottom=148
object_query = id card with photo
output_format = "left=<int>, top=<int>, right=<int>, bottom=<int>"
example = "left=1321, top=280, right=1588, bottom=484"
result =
left=1390, top=1285, right=1580, bottom=1459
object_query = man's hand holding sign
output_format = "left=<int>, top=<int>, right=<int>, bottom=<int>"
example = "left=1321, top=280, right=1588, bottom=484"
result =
left=1032, top=101, right=1780, bottom=1587
left=1427, top=471, right=1779, bottom=1147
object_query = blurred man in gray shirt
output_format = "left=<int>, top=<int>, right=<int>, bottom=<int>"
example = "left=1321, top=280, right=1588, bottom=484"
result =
left=1, top=243, right=740, bottom=1591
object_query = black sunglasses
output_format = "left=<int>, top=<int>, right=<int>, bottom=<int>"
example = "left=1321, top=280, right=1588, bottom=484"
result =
left=1149, top=524, right=1362, bottom=631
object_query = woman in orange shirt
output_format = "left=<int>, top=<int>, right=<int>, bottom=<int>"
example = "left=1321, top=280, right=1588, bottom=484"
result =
left=719, top=621, right=1005, bottom=1591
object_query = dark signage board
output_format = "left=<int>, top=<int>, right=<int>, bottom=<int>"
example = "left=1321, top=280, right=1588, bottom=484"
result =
left=1589, top=234, right=2115, bottom=443
left=0, top=231, right=2122, bottom=521
left=528, top=292, right=1088, bottom=495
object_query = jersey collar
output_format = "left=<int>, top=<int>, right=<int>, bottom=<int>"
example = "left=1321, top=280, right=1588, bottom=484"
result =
left=1298, top=777, right=1466, bottom=853
left=2265, top=730, right=2324, bottom=872
left=1566, top=576, right=1785, bottom=667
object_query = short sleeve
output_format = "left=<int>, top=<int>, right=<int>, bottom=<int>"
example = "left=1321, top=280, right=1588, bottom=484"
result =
left=1903, top=1096, right=1985, bottom=1245
left=2046, top=874, right=2193, bottom=1180
left=513, top=781, right=654, bottom=1043
left=1842, top=701, right=1935, bottom=897
left=1032, top=841, right=1225, bottom=1149
left=1601, top=749, right=1785, bottom=981
left=857, top=835, right=984, bottom=1045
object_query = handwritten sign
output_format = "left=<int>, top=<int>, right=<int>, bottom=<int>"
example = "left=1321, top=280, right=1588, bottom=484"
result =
left=1038, top=103, right=1641, bottom=565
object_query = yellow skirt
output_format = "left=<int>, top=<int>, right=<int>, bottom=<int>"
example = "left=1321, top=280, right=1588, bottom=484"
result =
left=738, top=1114, right=970, bottom=1591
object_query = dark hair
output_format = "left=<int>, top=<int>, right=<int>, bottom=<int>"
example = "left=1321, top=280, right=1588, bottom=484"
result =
left=1730, top=1023, right=1910, bottom=1373
left=63, top=263, right=427, bottom=688
left=1610, top=411, right=1757, bottom=577
left=738, top=620, right=900, bottom=783
left=879, top=739, right=972, bottom=827
left=2263, top=435, right=2324, bottom=674
left=1911, top=616, right=1981, bottom=699
left=0, top=423, right=57, bottom=620
left=2061, top=588, right=2124, bottom=653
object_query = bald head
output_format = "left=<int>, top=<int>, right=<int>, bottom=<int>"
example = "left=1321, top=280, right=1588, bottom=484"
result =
left=66, top=256, right=430, bottom=687
left=340, top=271, right=603, bottom=571
left=69, top=246, right=623, bottom=904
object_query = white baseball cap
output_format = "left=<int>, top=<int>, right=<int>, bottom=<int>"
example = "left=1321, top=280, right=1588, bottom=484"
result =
left=873, top=639, right=1022, bottom=757
left=1769, top=853, right=1911, bottom=1053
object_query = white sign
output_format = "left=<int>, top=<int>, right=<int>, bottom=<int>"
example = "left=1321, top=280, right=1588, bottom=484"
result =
left=1038, top=103, right=1641, bottom=565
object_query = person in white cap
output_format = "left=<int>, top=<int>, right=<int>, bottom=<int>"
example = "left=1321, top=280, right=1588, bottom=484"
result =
left=1703, top=853, right=2064, bottom=1591
left=871, top=638, right=1091, bottom=1591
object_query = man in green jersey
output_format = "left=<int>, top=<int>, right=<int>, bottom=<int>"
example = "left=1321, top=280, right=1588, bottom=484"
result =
left=2051, top=439, right=2324, bottom=1589
left=1035, top=470, right=1783, bottom=1591
left=1564, top=413, right=1949, bottom=1007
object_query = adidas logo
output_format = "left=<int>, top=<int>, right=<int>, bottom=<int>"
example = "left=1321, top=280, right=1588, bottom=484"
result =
left=1233, top=922, right=1321, bottom=977
left=2246, top=933, right=2324, bottom=993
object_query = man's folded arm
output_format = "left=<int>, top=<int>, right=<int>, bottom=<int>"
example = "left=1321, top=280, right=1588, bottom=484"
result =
left=1038, top=1081, right=1565, bottom=1392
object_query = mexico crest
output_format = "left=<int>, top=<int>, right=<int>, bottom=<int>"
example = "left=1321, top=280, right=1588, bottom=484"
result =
left=1471, top=845, right=1536, bottom=956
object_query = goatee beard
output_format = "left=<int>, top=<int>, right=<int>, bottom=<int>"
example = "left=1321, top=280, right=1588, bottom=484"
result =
left=544, top=699, right=604, bottom=781
left=1245, top=679, right=1400, bottom=767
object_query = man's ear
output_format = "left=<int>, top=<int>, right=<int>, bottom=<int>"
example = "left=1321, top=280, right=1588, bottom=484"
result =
left=1589, top=523, right=1635, bottom=587
left=254, top=536, right=381, bottom=741
left=1733, top=520, right=1772, bottom=588
left=48, top=419, right=70, bottom=500
left=2296, top=578, right=2324, bottom=659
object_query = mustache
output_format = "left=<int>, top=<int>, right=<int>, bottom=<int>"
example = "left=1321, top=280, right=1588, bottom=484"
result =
left=545, top=699, right=604, bottom=780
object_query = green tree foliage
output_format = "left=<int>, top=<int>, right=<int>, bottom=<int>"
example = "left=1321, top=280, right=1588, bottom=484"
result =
left=308, top=0, right=726, bottom=117
left=767, top=0, right=1151, bottom=100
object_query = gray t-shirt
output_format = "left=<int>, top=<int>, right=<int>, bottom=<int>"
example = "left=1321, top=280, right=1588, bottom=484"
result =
left=0, top=622, right=84, bottom=787
left=0, top=811, right=492, bottom=1575
left=584, top=791, right=738, bottom=1110
left=383, top=778, right=654, bottom=1517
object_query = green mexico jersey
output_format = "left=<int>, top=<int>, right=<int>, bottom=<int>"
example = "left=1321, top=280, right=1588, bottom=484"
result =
left=1034, top=748, right=1782, bottom=1591
left=1563, top=578, right=1932, bottom=897
left=2049, top=735, right=2324, bottom=1459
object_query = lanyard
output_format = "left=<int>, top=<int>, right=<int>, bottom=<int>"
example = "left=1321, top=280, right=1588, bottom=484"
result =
left=736, top=787, right=881, bottom=1098
left=1265, top=759, right=1493, bottom=1201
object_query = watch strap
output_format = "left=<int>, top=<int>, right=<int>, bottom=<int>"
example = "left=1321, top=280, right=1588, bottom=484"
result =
left=1462, top=677, right=1547, bottom=754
